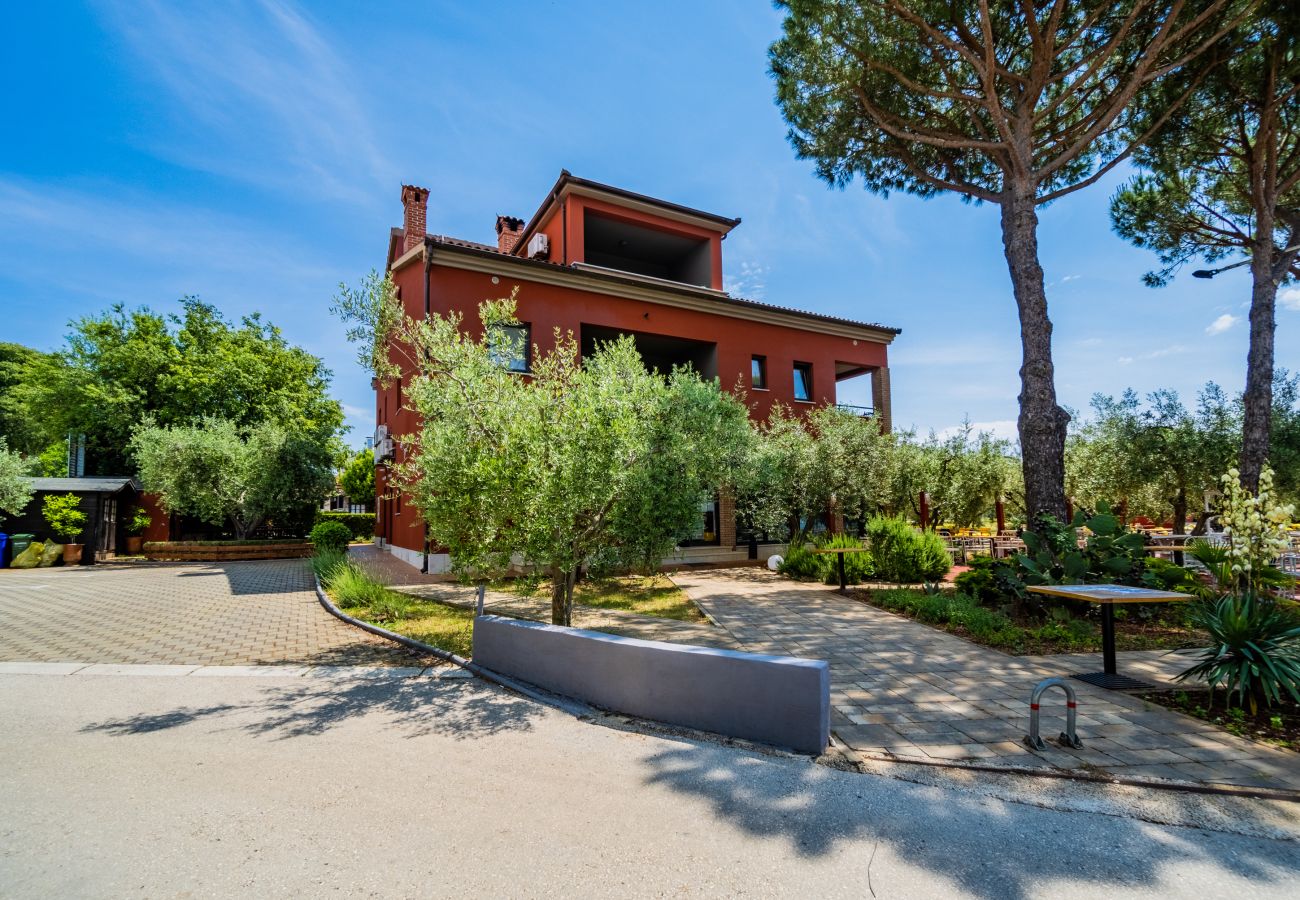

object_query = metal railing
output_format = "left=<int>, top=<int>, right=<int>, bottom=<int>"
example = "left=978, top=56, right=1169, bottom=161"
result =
left=835, top=403, right=874, bottom=417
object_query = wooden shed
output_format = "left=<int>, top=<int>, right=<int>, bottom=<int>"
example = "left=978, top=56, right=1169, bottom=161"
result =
left=0, top=477, right=143, bottom=564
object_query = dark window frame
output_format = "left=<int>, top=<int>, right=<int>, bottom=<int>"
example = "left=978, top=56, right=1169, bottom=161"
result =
left=751, top=355, right=767, bottom=390
left=793, top=361, right=813, bottom=402
left=488, top=322, right=532, bottom=373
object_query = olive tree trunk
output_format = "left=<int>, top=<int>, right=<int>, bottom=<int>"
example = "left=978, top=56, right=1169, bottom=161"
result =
left=550, top=567, right=577, bottom=626
left=1000, top=193, right=1070, bottom=524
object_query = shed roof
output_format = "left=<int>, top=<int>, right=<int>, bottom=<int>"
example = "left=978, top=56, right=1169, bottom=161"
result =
left=27, top=476, right=143, bottom=494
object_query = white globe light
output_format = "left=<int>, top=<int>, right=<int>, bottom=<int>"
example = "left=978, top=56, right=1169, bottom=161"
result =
left=767, top=554, right=783, bottom=571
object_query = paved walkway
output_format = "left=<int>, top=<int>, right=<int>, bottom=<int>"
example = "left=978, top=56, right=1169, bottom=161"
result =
left=0, top=559, right=417, bottom=667
left=672, top=568, right=1300, bottom=791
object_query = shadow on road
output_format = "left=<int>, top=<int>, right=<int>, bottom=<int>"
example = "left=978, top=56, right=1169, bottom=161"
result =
left=80, top=675, right=542, bottom=742
left=641, top=743, right=1293, bottom=899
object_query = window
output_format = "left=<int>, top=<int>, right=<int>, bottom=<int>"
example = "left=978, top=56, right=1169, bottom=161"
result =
left=793, top=362, right=813, bottom=402
left=488, top=323, right=530, bottom=373
left=751, top=355, right=767, bottom=390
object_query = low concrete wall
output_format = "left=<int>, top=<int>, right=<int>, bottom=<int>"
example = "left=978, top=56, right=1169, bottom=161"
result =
left=472, top=615, right=829, bottom=754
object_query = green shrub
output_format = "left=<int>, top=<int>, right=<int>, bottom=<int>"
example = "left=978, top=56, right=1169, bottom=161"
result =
left=865, top=516, right=951, bottom=583
left=1176, top=594, right=1300, bottom=714
left=314, top=511, right=375, bottom=541
left=310, top=520, right=353, bottom=553
left=326, top=560, right=391, bottom=610
left=42, top=493, right=87, bottom=543
left=1141, top=557, right=1202, bottom=594
left=873, top=589, right=1024, bottom=647
left=816, top=533, right=873, bottom=585
left=311, top=548, right=347, bottom=586
left=777, top=542, right=823, bottom=580
left=127, top=507, right=153, bottom=536
left=953, top=556, right=1000, bottom=604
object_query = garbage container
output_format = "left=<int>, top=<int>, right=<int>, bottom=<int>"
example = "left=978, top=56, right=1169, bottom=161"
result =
left=9, top=533, right=35, bottom=562
left=0, top=533, right=8, bottom=568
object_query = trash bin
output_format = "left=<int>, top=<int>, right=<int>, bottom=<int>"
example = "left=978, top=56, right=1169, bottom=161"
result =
left=0, top=533, right=8, bottom=568
left=9, top=533, right=35, bottom=562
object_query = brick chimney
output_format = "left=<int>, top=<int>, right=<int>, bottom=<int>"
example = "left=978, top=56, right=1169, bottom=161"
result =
left=495, top=215, right=524, bottom=254
left=401, top=184, right=430, bottom=253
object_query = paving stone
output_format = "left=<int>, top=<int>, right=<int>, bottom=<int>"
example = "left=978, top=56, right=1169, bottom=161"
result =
left=672, top=567, right=1300, bottom=791
left=0, top=560, right=417, bottom=668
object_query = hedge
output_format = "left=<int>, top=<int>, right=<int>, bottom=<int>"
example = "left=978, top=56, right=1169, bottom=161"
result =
left=314, top=511, right=375, bottom=541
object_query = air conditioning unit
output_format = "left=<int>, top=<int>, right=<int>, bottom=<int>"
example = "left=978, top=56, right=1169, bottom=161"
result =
left=527, top=233, right=550, bottom=260
left=373, top=424, right=388, bottom=448
left=378, top=437, right=395, bottom=460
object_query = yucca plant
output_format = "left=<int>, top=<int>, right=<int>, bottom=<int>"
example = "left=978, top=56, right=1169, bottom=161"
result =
left=1175, top=593, right=1300, bottom=716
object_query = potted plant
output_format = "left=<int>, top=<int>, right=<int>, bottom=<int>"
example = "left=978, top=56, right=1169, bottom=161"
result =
left=126, top=507, right=152, bottom=554
left=43, top=493, right=88, bottom=565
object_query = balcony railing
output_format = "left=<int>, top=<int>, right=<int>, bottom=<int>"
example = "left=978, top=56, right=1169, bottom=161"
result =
left=835, top=403, right=874, bottom=417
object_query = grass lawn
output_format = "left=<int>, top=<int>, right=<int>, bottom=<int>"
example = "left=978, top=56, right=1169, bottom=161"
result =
left=852, top=587, right=1203, bottom=656
left=323, top=581, right=475, bottom=658
left=495, top=574, right=705, bottom=622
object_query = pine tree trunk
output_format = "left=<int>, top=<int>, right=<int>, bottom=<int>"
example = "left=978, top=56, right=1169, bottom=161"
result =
left=1000, top=193, right=1070, bottom=524
left=1240, top=247, right=1277, bottom=492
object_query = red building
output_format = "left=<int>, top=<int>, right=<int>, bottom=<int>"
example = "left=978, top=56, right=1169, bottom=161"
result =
left=376, top=171, right=899, bottom=572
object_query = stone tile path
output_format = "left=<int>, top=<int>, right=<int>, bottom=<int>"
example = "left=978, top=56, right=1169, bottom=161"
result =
left=358, top=545, right=739, bottom=649
left=672, top=568, right=1300, bottom=790
left=0, top=559, right=417, bottom=667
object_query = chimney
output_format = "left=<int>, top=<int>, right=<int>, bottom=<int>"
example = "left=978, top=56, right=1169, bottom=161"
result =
left=401, top=184, right=430, bottom=253
left=495, top=215, right=524, bottom=254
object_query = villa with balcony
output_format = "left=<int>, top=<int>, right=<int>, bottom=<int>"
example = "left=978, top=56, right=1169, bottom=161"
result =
left=375, top=171, right=899, bottom=572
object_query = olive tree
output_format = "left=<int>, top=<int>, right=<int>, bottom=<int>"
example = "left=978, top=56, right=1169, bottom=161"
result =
left=131, top=418, right=336, bottom=539
left=770, top=0, right=1243, bottom=523
left=889, top=423, right=1017, bottom=528
left=333, top=275, right=753, bottom=626
left=0, top=439, right=34, bottom=517
left=737, top=404, right=898, bottom=539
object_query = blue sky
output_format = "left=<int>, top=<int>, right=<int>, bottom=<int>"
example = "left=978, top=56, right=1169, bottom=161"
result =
left=4, top=1, right=1296, bottom=450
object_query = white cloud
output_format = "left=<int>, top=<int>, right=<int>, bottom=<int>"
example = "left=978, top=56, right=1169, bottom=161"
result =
left=1061, top=274, right=1082, bottom=282
left=724, top=260, right=769, bottom=299
left=1280, top=287, right=1300, bottom=312
left=1205, top=314, right=1240, bottom=336
left=93, top=0, right=394, bottom=204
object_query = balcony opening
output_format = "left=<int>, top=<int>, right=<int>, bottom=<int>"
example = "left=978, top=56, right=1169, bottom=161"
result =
left=580, top=324, right=718, bottom=381
left=583, top=210, right=712, bottom=287
left=834, top=362, right=874, bottom=417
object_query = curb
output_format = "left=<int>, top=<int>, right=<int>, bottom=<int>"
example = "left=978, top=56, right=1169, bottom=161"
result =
left=311, top=574, right=593, bottom=718
left=317, top=567, right=1300, bottom=803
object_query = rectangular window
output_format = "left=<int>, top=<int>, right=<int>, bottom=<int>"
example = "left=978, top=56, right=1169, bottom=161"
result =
left=793, top=362, right=813, bottom=402
left=751, top=355, right=767, bottom=390
left=488, top=323, right=530, bottom=373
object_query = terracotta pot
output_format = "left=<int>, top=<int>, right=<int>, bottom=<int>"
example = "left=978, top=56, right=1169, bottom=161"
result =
left=126, top=536, right=144, bottom=554
left=63, top=543, right=83, bottom=565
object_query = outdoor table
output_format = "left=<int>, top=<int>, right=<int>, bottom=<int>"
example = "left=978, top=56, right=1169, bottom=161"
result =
left=812, top=547, right=870, bottom=594
left=1026, top=584, right=1187, bottom=691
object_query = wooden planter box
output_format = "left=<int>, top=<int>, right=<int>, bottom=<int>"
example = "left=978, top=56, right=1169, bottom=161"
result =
left=143, top=541, right=314, bottom=561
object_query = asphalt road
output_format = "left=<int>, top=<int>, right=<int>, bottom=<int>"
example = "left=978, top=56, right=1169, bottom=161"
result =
left=2, top=670, right=1298, bottom=899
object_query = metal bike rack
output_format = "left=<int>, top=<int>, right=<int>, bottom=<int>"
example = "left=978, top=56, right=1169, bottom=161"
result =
left=1023, top=677, right=1084, bottom=751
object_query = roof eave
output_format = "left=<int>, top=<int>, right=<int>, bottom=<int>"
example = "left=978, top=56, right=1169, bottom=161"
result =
left=395, top=238, right=899, bottom=343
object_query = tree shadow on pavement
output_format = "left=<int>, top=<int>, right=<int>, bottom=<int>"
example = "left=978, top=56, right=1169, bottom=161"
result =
left=80, top=675, right=543, bottom=742
left=641, top=743, right=1295, bottom=900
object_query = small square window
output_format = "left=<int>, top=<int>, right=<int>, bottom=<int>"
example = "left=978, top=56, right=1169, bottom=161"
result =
left=793, top=362, right=813, bottom=402
left=751, top=355, right=767, bottom=390
left=488, top=323, right=530, bottom=373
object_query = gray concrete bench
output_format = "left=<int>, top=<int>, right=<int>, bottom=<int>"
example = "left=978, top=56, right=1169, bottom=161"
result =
left=472, top=615, right=829, bottom=754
